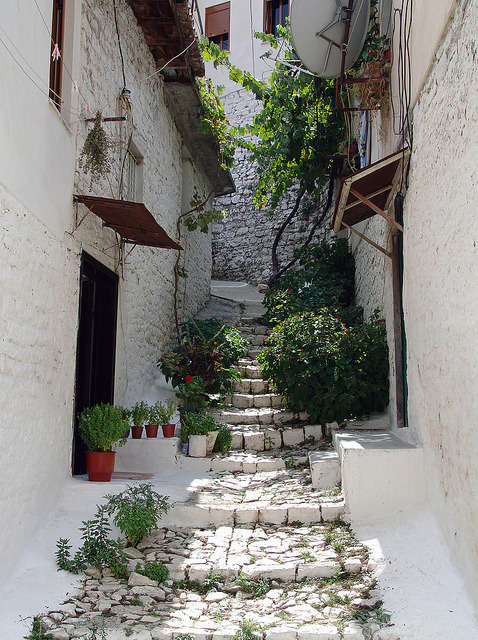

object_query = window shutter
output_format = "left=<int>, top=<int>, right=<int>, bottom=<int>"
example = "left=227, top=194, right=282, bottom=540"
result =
left=205, top=2, right=230, bottom=38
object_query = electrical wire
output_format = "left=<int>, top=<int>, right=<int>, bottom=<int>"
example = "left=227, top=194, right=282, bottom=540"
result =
left=113, top=0, right=127, bottom=90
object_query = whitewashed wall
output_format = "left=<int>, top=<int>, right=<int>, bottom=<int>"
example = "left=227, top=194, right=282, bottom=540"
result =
left=401, top=0, right=478, bottom=606
left=0, top=0, right=212, bottom=585
left=352, top=0, right=478, bottom=607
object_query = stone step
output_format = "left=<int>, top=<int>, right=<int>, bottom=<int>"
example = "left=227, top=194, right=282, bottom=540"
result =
left=308, top=450, right=341, bottom=489
left=247, top=346, right=263, bottom=358
left=215, top=407, right=306, bottom=427
left=163, top=497, right=345, bottom=528
left=233, top=378, right=272, bottom=394
left=230, top=392, right=284, bottom=409
left=344, top=414, right=391, bottom=430
left=228, top=424, right=323, bottom=452
left=237, top=361, right=262, bottom=379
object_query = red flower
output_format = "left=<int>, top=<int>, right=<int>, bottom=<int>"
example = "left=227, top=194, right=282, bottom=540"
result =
left=185, top=375, right=193, bottom=382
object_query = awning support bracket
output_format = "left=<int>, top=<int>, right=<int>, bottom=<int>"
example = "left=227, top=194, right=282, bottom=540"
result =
left=342, top=221, right=392, bottom=258
left=349, top=187, right=404, bottom=232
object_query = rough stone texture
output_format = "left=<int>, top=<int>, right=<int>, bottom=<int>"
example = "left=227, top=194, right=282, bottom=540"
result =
left=211, top=90, right=332, bottom=284
left=0, top=0, right=214, bottom=587
left=352, top=0, right=478, bottom=608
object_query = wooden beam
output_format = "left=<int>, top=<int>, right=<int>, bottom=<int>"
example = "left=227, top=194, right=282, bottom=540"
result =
left=350, top=187, right=404, bottom=232
left=342, top=221, right=392, bottom=258
left=344, top=184, right=392, bottom=211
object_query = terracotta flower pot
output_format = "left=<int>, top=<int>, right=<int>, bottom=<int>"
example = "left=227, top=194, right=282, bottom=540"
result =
left=131, top=426, right=143, bottom=439
left=145, top=424, right=159, bottom=438
left=86, top=451, right=116, bottom=482
left=162, top=423, right=176, bottom=438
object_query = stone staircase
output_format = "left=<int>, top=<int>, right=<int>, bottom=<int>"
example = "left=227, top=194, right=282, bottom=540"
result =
left=36, top=296, right=397, bottom=640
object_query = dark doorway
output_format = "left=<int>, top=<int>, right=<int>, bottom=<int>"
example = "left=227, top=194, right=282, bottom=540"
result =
left=73, top=253, right=119, bottom=474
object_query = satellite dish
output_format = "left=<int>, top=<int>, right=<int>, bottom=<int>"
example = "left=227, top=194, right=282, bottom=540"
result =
left=290, top=0, right=370, bottom=78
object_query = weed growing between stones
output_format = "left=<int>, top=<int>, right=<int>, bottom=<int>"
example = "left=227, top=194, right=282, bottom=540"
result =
left=232, top=620, right=263, bottom=640
left=236, top=574, right=271, bottom=596
left=23, top=617, right=53, bottom=640
left=135, top=560, right=169, bottom=583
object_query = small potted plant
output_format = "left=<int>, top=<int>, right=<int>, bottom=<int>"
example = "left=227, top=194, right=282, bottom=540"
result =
left=131, top=401, right=149, bottom=439
left=180, top=411, right=221, bottom=457
left=147, top=399, right=177, bottom=438
left=78, top=404, right=129, bottom=481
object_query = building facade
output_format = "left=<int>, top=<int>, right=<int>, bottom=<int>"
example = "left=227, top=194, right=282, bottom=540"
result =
left=0, top=0, right=232, bottom=585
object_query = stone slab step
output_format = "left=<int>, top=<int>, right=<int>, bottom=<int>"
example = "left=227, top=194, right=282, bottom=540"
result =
left=162, top=499, right=345, bottom=528
left=333, top=430, right=427, bottom=522
left=237, top=362, right=262, bottom=379
left=228, top=424, right=323, bottom=452
left=233, top=378, right=272, bottom=394
left=230, top=393, right=284, bottom=409
left=308, top=450, right=340, bottom=489
left=344, top=414, right=391, bottom=430
left=215, top=408, right=306, bottom=427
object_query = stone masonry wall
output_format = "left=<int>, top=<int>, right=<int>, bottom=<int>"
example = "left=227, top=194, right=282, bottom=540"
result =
left=212, top=89, right=331, bottom=285
left=0, top=0, right=213, bottom=586
left=400, top=0, right=478, bottom=607
left=352, top=0, right=478, bottom=608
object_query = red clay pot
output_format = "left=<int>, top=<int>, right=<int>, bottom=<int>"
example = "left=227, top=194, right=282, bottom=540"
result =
left=162, top=423, right=176, bottom=438
left=86, top=451, right=116, bottom=482
left=131, top=426, right=143, bottom=439
left=145, top=424, right=159, bottom=438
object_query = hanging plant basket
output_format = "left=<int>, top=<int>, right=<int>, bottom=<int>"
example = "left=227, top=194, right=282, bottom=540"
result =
left=356, top=62, right=389, bottom=110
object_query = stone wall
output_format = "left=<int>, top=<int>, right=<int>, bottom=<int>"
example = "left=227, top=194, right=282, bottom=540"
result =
left=0, top=0, right=213, bottom=586
left=212, top=89, right=331, bottom=285
left=352, top=0, right=478, bottom=607
left=401, top=0, right=478, bottom=607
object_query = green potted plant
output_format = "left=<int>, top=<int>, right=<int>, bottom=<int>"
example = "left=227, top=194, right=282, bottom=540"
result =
left=131, top=401, right=149, bottom=439
left=148, top=399, right=177, bottom=438
left=78, top=404, right=129, bottom=481
left=180, top=411, right=221, bottom=457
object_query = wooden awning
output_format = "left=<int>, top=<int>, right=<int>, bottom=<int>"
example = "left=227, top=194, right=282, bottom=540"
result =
left=74, top=195, right=182, bottom=250
left=332, top=149, right=410, bottom=257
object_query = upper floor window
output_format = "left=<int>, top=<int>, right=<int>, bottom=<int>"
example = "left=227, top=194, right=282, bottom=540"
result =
left=49, top=0, right=65, bottom=110
left=121, top=141, right=144, bottom=202
left=205, top=2, right=230, bottom=51
left=264, top=0, right=289, bottom=37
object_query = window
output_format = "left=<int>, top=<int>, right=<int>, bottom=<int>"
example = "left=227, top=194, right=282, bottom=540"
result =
left=205, top=2, right=230, bottom=51
left=49, top=0, right=65, bottom=110
left=264, top=0, right=289, bottom=37
left=120, top=141, right=143, bottom=202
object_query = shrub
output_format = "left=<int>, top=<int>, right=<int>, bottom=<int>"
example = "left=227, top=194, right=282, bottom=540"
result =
left=56, top=506, right=128, bottom=578
left=263, top=238, right=356, bottom=324
left=258, top=309, right=388, bottom=426
left=78, top=404, right=129, bottom=452
left=158, top=318, right=248, bottom=394
left=213, top=424, right=233, bottom=452
left=148, top=399, right=176, bottom=424
left=131, top=401, right=149, bottom=427
left=104, top=484, right=170, bottom=548
left=135, top=561, right=169, bottom=583
left=175, top=375, right=214, bottom=413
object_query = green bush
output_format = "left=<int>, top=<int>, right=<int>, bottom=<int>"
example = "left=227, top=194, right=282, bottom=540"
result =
left=78, top=404, right=129, bottom=452
left=148, top=399, right=176, bottom=424
left=135, top=561, right=169, bottom=583
left=175, top=375, right=214, bottom=413
left=213, top=423, right=233, bottom=452
left=158, top=318, right=248, bottom=394
left=131, top=401, right=149, bottom=427
left=263, top=238, right=356, bottom=324
left=258, top=309, right=389, bottom=425
left=104, top=484, right=170, bottom=548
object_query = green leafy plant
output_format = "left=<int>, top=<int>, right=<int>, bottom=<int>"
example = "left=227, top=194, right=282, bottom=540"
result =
left=104, top=483, right=170, bottom=548
left=232, top=619, right=263, bottom=640
left=213, top=423, right=233, bottom=452
left=158, top=319, right=248, bottom=396
left=148, top=399, right=176, bottom=425
left=174, top=375, right=213, bottom=413
left=56, top=506, right=128, bottom=578
left=236, top=573, right=271, bottom=597
left=179, top=411, right=220, bottom=441
left=131, top=401, right=149, bottom=427
left=263, top=238, right=356, bottom=325
left=135, top=561, right=169, bottom=583
left=78, top=404, right=129, bottom=452
left=24, top=617, right=53, bottom=640
left=258, top=309, right=388, bottom=427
